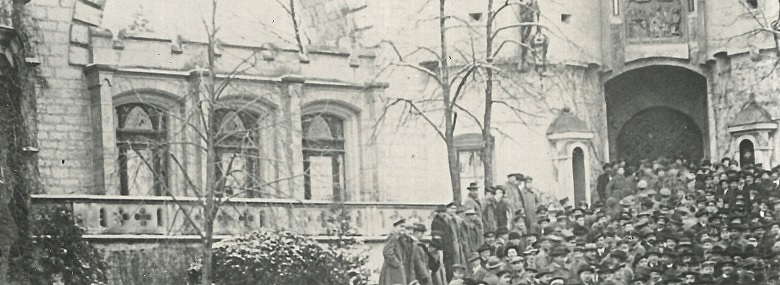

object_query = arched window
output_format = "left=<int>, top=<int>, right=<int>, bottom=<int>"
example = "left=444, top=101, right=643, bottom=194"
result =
left=215, top=109, right=260, bottom=198
left=739, top=139, right=755, bottom=168
left=302, top=113, right=345, bottom=200
left=115, top=103, right=168, bottom=196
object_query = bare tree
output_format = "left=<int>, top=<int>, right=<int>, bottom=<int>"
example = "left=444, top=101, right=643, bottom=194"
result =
left=373, top=0, right=567, bottom=203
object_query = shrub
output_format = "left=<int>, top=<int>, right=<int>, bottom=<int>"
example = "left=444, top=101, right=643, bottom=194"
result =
left=30, top=206, right=108, bottom=285
left=190, top=230, right=369, bottom=285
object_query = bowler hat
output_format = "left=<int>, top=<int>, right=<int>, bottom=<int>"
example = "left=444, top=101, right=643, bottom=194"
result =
left=485, top=256, right=503, bottom=270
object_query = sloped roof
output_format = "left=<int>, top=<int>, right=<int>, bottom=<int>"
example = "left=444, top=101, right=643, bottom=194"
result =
left=730, top=101, right=773, bottom=126
left=546, top=108, right=590, bottom=135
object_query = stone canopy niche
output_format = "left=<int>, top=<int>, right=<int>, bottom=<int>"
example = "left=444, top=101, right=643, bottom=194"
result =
left=727, top=101, right=777, bottom=169
left=546, top=108, right=593, bottom=205
left=625, top=0, right=685, bottom=42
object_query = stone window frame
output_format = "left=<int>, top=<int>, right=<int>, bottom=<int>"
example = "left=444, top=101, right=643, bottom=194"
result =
left=301, top=101, right=361, bottom=201
left=212, top=97, right=278, bottom=199
left=111, top=90, right=185, bottom=196
left=114, top=103, right=168, bottom=196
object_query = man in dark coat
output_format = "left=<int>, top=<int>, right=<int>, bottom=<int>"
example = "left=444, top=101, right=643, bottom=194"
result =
left=597, top=163, right=613, bottom=204
left=431, top=204, right=462, bottom=281
left=379, top=219, right=410, bottom=285
left=463, top=182, right=484, bottom=220
left=408, top=223, right=433, bottom=285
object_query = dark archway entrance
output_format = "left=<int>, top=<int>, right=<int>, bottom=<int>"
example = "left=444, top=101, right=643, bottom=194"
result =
left=616, top=107, right=703, bottom=163
left=605, top=65, right=708, bottom=163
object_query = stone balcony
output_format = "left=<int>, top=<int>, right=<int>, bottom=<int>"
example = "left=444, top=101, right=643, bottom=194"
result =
left=31, top=194, right=438, bottom=240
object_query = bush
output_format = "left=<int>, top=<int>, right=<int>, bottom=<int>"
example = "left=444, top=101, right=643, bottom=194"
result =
left=30, top=206, right=108, bottom=285
left=190, top=230, right=369, bottom=285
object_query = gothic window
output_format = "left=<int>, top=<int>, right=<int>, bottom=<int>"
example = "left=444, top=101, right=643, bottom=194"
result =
left=115, top=103, right=168, bottom=196
left=302, top=113, right=345, bottom=201
left=215, top=109, right=260, bottom=198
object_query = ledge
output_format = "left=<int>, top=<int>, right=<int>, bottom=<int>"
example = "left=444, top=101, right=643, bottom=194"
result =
left=31, top=194, right=441, bottom=208
left=547, top=132, right=594, bottom=141
left=78, top=234, right=392, bottom=243
left=727, top=122, right=778, bottom=134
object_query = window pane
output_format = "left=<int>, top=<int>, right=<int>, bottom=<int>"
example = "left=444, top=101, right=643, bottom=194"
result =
left=308, top=156, right=334, bottom=200
left=219, top=151, right=248, bottom=196
left=125, top=148, right=156, bottom=196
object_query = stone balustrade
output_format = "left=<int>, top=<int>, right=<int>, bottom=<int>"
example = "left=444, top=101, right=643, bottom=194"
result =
left=31, top=194, right=438, bottom=239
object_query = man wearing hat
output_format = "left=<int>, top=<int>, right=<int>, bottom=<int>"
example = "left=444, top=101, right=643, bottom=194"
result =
left=463, top=182, right=485, bottom=222
left=504, top=173, right=526, bottom=221
left=431, top=203, right=464, bottom=281
left=408, top=223, right=432, bottom=285
left=520, top=176, right=544, bottom=228
left=548, top=246, right=577, bottom=284
left=481, top=256, right=504, bottom=284
left=379, top=218, right=410, bottom=285
left=467, top=252, right=488, bottom=281
left=597, top=163, right=613, bottom=205
left=463, top=208, right=485, bottom=253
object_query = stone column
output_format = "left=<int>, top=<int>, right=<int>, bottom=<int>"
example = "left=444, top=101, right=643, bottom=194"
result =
left=186, top=70, right=206, bottom=195
left=363, top=82, right=388, bottom=202
left=85, top=64, right=118, bottom=194
left=281, top=75, right=305, bottom=200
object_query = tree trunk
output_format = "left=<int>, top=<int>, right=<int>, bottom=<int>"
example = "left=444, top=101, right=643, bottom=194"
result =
left=438, top=0, right=462, bottom=205
left=201, top=2, right=219, bottom=284
left=483, top=0, right=495, bottom=189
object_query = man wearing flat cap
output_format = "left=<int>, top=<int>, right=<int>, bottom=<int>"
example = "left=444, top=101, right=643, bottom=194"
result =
left=379, top=218, right=410, bottom=285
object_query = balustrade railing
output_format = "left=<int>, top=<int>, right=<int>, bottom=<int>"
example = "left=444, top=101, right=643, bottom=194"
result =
left=31, top=194, right=438, bottom=239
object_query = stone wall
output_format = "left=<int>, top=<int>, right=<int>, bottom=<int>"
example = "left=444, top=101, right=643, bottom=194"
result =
left=710, top=51, right=780, bottom=163
left=28, top=0, right=94, bottom=194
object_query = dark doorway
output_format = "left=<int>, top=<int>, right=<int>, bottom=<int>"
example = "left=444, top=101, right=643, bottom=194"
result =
left=572, top=147, right=586, bottom=205
left=605, top=65, right=708, bottom=163
left=739, top=139, right=755, bottom=167
left=616, top=107, right=703, bottom=164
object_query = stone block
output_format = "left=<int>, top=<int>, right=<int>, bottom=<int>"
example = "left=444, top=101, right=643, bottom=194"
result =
left=344, top=0, right=367, bottom=11
left=73, top=0, right=103, bottom=26
left=83, top=0, right=106, bottom=8
left=70, top=23, right=90, bottom=45
left=351, top=9, right=373, bottom=30
left=34, top=0, right=60, bottom=7
left=68, top=45, right=90, bottom=65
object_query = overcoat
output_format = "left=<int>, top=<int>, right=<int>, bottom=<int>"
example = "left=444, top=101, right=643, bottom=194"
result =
left=378, top=233, right=408, bottom=285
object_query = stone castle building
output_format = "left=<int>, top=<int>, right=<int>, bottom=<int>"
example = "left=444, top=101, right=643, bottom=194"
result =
left=0, top=0, right=779, bottom=282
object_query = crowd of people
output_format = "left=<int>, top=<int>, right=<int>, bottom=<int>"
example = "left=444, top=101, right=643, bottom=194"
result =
left=378, top=156, right=780, bottom=285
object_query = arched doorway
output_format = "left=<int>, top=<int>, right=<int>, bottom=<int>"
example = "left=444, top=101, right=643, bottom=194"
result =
left=572, top=147, right=586, bottom=205
left=739, top=139, right=755, bottom=167
left=605, top=65, right=708, bottom=163
left=616, top=107, right=703, bottom=163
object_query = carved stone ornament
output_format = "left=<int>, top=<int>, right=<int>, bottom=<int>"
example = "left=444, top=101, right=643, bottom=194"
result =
left=625, top=0, right=684, bottom=42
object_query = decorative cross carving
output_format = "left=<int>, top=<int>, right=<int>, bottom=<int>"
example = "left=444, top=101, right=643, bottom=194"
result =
left=238, top=210, right=254, bottom=227
left=134, top=208, right=152, bottom=227
left=114, top=208, right=131, bottom=226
